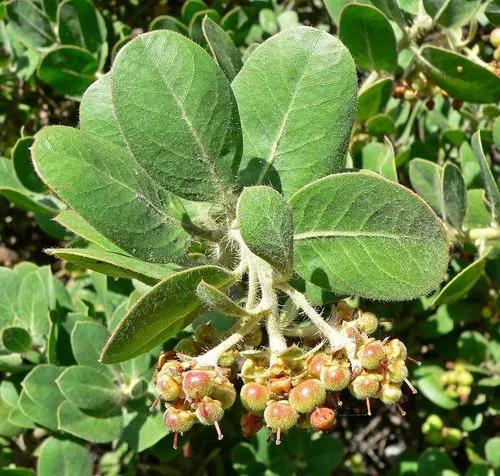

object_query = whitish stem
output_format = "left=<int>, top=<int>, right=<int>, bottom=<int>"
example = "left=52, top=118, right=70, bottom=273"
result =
left=468, top=227, right=500, bottom=241
left=277, top=283, right=361, bottom=370
left=246, top=263, right=259, bottom=311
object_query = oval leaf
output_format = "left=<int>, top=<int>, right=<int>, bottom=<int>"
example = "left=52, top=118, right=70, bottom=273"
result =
left=196, top=280, right=249, bottom=318
left=37, top=437, right=92, bottom=476
left=1, top=327, right=31, bottom=353
left=442, top=162, right=467, bottom=230
left=409, top=158, right=444, bottom=217
left=290, top=171, right=449, bottom=301
left=12, top=136, right=45, bottom=193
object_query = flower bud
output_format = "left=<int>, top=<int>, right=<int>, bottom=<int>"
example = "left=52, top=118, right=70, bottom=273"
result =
left=310, top=407, right=336, bottom=432
left=218, top=349, right=239, bottom=367
left=195, top=397, right=224, bottom=425
left=164, top=407, right=196, bottom=433
left=359, top=341, right=386, bottom=370
left=240, top=382, right=270, bottom=414
left=358, top=312, right=378, bottom=334
left=350, top=373, right=380, bottom=399
left=307, top=352, right=332, bottom=378
left=385, top=339, right=407, bottom=362
left=156, top=374, right=183, bottom=401
left=241, top=412, right=264, bottom=437
left=210, top=380, right=237, bottom=409
left=182, top=369, right=215, bottom=400
left=379, top=383, right=402, bottom=405
left=457, top=385, right=471, bottom=403
left=289, top=379, right=326, bottom=414
left=264, top=401, right=298, bottom=431
left=387, top=360, right=408, bottom=383
left=320, top=361, right=351, bottom=391
left=242, top=326, right=263, bottom=347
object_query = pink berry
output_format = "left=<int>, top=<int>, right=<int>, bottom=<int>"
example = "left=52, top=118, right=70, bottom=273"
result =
left=289, top=379, right=326, bottom=413
left=310, top=407, right=336, bottom=432
left=320, top=361, right=351, bottom=391
left=195, top=397, right=224, bottom=425
left=350, top=373, right=381, bottom=399
left=240, top=382, right=270, bottom=414
left=307, top=353, right=332, bottom=378
left=359, top=341, right=386, bottom=370
left=163, top=407, right=196, bottom=433
left=264, top=401, right=298, bottom=431
left=182, top=369, right=215, bottom=399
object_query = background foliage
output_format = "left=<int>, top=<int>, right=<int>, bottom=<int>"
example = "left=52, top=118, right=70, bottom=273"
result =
left=0, top=0, right=499, bottom=475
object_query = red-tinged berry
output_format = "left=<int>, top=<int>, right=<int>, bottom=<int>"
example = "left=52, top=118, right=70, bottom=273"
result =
left=320, top=361, right=351, bottom=391
left=310, top=407, right=336, bottom=432
left=387, top=360, right=408, bottom=383
left=210, top=380, right=236, bottom=409
left=264, top=401, right=298, bottom=433
left=182, top=369, right=215, bottom=400
left=385, top=339, right=407, bottom=362
left=163, top=407, right=196, bottom=433
left=156, top=374, right=183, bottom=401
left=269, top=376, right=291, bottom=395
left=241, top=412, right=264, bottom=437
left=196, top=397, right=225, bottom=440
left=350, top=373, right=380, bottom=399
left=359, top=341, right=386, bottom=370
left=307, top=352, right=332, bottom=378
left=358, top=312, right=378, bottom=334
left=289, top=379, right=326, bottom=413
left=240, top=382, right=270, bottom=414
left=379, top=383, right=403, bottom=405
left=159, top=359, right=183, bottom=376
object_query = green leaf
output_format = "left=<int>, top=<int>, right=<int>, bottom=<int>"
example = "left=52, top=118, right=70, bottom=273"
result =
left=57, top=400, right=123, bottom=443
left=442, top=162, right=466, bottom=230
left=111, top=30, right=241, bottom=202
left=1, top=327, right=31, bottom=353
left=485, top=437, right=500, bottom=468
left=12, top=136, right=45, bottom=193
left=409, top=158, right=444, bottom=217
left=458, top=330, right=489, bottom=365
left=38, top=46, right=98, bottom=97
left=486, top=0, right=500, bottom=26
left=202, top=16, right=242, bottom=81
left=233, top=27, right=357, bottom=198
left=42, top=0, right=58, bottom=21
left=0, top=268, right=20, bottom=333
left=32, top=126, right=189, bottom=263
left=290, top=171, right=449, bottom=301
left=370, top=0, right=407, bottom=27
left=237, top=186, right=294, bottom=275
left=149, top=15, right=188, bottom=35
left=419, top=305, right=454, bottom=339
left=366, top=114, right=396, bottom=137
left=188, top=9, right=220, bottom=44
left=361, top=141, right=397, bottom=182
left=358, top=78, right=393, bottom=122
left=56, top=365, right=120, bottom=411
left=259, top=8, right=278, bottom=34
left=417, top=374, right=458, bottom=409
left=471, top=131, right=500, bottom=224
left=37, top=437, right=92, bottom=476
left=16, top=269, right=50, bottom=336
left=71, top=321, right=113, bottom=374
left=277, top=11, right=299, bottom=31
left=122, top=412, right=168, bottom=453
left=101, top=266, right=235, bottom=363
left=421, top=46, right=500, bottom=104
left=423, top=0, right=481, bottom=28
left=6, top=0, right=56, bottom=49
left=417, top=449, right=457, bottom=476
left=464, top=189, right=491, bottom=229
left=339, top=4, right=397, bottom=72
left=48, top=246, right=179, bottom=286
left=17, top=389, right=57, bottom=430
left=196, top=280, right=249, bottom=318
left=181, top=0, right=208, bottom=22
left=57, top=0, right=106, bottom=53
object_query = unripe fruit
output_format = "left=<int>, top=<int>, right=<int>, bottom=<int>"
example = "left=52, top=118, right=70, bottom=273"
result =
left=320, top=361, right=351, bottom=391
left=195, top=397, right=224, bottom=425
left=388, top=360, right=408, bottom=383
left=218, top=349, right=239, bottom=367
left=307, top=352, right=332, bottom=378
left=240, top=383, right=270, bottom=414
left=379, top=383, right=402, bottom=405
left=359, top=341, right=386, bottom=370
left=210, top=381, right=237, bottom=409
left=269, top=376, right=291, bottom=395
left=241, top=412, right=264, bottom=437
left=182, top=369, right=215, bottom=399
left=358, top=312, right=378, bottom=334
left=350, top=373, right=380, bottom=399
left=242, top=326, right=262, bottom=347
left=446, top=385, right=459, bottom=399
left=174, top=337, right=202, bottom=356
left=163, top=407, right=196, bottom=433
left=343, top=326, right=362, bottom=347
left=425, top=430, right=443, bottom=445
left=310, top=407, right=336, bottom=432
left=457, top=370, right=473, bottom=386
left=491, top=28, right=500, bottom=47
left=289, top=379, right=326, bottom=413
left=156, top=374, right=183, bottom=401
left=457, top=385, right=471, bottom=403
left=264, top=401, right=298, bottom=431
left=385, top=339, right=407, bottom=362
left=194, top=323, right=219, bottom=346
left=336, top=300, right=355, bottom=320
left=159, top=359, right=183, bottom=376
left=426, top=414, right=444, bottom=432
left=443, top=427, right=461, bottom=449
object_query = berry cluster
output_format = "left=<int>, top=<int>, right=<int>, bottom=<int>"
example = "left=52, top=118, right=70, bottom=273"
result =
left=440, top=362, right=473, bottom=404
left=421, top=414, right=463, bottom=449
left=153, top=353, right=236, bottom=448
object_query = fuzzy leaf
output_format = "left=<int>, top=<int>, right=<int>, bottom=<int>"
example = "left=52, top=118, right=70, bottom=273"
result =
left=18, top=389, right=58, bottom=431
left=339, top=4, right=397, bottom=72
left=290, top=171, right=449, bottom=301
left=238, top=186, right=294, bottom=275
left=32, top=126, right=189, bottom=263
left=442, top=162, right=467, bottom=230
left=232, top=26, right=357, bottom=198
left=101, top=266, right=235, bottom=363
left=0, top=268, right=20, bottom=333
left=12, top=136, right=45, bottom=193
left=150, top=15, right=188, bottom=35
left=361, top=141, right=397, bottom=182
left=16, top=269, right=50, bottom=336
left=111, top=30, right=242, bottom=201
left=409, top=159, right=444, bottom=217
left=37, top=437, right=92, bottom=476
left=197, top=280, right=249, bottom=318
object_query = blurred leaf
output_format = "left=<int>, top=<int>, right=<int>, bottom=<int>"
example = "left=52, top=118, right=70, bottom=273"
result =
left=16, top=269, right=50, bottom=336
left=417, top=449, right=457, bottom=475
left=149, top=15, right=188, bottom=34
left=1, top=327, right=31, bottom=353
left=277, top=11, right=299, bottom=31
left=464, top=189, right=491, bottom=229
left=458, top=330, right=489, bottom=365
left=423, top=0, right=481, bottom=28
left=259, top=8, right=278, bottom=34
left=366, top=113, right=396, bottom=137
left=417, top=374, right=458, bottom=409
left=361, top=141, right=397, bottom=182
left=442, top=162, right=467, bottom=230
left=188, top=9, right=220, bottom=44
left=485, top=437, right=500, bottom=468
left=11, top=137, right=45, bottom=193
left=419, top=305, right=454, bottom=339
left=358, top=78, right=393, bottom=122
left=461, top=412, right=483, bottom=432
left=122, top=412, right=168, bottom=453
left=181, top=0, right=208, bottom=22
left=37, top=437, right=92, bottom=476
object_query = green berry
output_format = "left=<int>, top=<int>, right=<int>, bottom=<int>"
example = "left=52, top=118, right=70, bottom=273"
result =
left=163, top=407, right=196, bottom=433
left=385, top=339, right=407, bottom=362
left=426, top=414, right=444, bottom=432
left=359, top=341, right=386, bottom=370
left=358, top=312, right=378, bottom=334
left=156, top=374, right=183, bottom=401
left=457, top=370, right=473, bottom=386
left=310, top=407, right=336, bottom=432
left=425, top=430, right=443, bottom=445
left=182, top=369, right=215, bottom=400
left=379, top=383, right=402, bottom=405
left=264, top=401, right=298, bottom=431
left=350, top=373, right=380, bottom=399
left=388, top=360, right=408, bottom=383
left=421, top=421, right=431, bottom=434
left=195, top=397, right=224, bottom=425
left=210, top=380, right=237, bottom=409
left=320, top=361, right=351, bottom=391
left=443, top=427, right=462, bottom=449
left=289, top=379, right=326, bottom=413
left=307, top=352, right=332, bottom=378
left=240, top=382, right=270, bottom=414
left=491, top=28, right=500, bottom=47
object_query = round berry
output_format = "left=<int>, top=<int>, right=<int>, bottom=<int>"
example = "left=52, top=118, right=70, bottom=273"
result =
left=350, top=373, right=380, bottom=399
left=426, top=414, right=444, bottom=432
left=210, top=380, right=236, bottom=409
left=385, top=339, right=407, bottom=362
left=320, top=361, right=351, bottom=391
left=163, top=407, right=196, bottom=433
left=269, top=376, right=292, bottom=395
left=388, top=360, right=408, bottom=383
left=156, top=374, right=183, bottom=401
left=242, top=326, right=263, bottom=347
left=307, top=353, right=332, bottom=378
left=240, top=383, right=270, bottom=414
left=457, top=385, right=471, bottom=403
left=264, top=401, right=298, bottom=431
left=491, top=28, right=500, bottom=47
left=358, top=312, right=378, bottom=334
left=425, top=430, right=443, bottom=445
left=194, top=323, right=219, bottom=346
left=195, top=397, right=224, bottom=425
left=310, top=407, right=336, bottom=432
left=241, top=412, right=264, bottom=438
left=457, top=370, right=473, bottom=386
left=443, top=427, right=462, bottom=449
left=359, top=341, right=386, bottom=370
left=289, top=379, right=326, bottom=413
left=182, top=369, right=215, bottom=399
left=379, top=383, right=402, bottom=405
